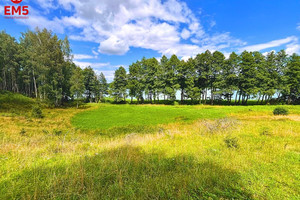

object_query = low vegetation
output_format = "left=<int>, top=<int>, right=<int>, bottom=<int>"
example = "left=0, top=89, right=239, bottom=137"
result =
left=0, top=92, right=299, bottom=199
left=31, top=105, right=44, bottom=118
left=273, top=107, right=289, bottom=115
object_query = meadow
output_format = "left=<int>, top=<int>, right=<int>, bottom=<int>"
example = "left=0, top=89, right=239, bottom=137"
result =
left=0, top=92, right=299, bottom=199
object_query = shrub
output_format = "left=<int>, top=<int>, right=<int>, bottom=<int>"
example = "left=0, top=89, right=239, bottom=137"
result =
left=273, top=107, right=289, bottom=116
left=31, top=106, right=44, bottom=118
left=19, top=128, right=26, bottom=136
left=173, top=101, right=179, bottom=106
left=53, top=129, right=62, bottom=136
left=224, top=136, right=239, bottom=148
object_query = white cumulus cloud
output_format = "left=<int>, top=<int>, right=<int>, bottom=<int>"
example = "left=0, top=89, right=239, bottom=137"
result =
left=239, top=36, right=298, bottom=52
left=14, top=0, right=245, bottom=58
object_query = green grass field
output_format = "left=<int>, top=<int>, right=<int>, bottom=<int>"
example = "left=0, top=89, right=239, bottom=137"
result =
left=0, top=93, right=299, bottom=199
left=72, top=103, right=300, bottom=129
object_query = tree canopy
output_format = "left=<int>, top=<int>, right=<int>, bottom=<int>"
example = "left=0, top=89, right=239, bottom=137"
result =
left=1, top=29, right=300, bottom=105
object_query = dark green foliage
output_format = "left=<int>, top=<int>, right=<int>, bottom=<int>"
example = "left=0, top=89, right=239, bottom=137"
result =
left=1, top=29, right=300, bottom=106
left=98, top=72, right=109, bottom=101
left=83, top=66, right=99, bottom=103
left=110, top=66, right=127, bottom=102
left=285, top=54, right=300, bottom=104
left=53, top=129, right=62, bottom=136
left=70, top=67, right=85, bottom=108
left=19, top=128, right=26, bottom=136
left=273, top=107, right=289, bottom=115
left=224, top=136, right=239, bottom=148
left=31, top=105, right=44, bottom=118
left=0, top=91, right=35, bottom=112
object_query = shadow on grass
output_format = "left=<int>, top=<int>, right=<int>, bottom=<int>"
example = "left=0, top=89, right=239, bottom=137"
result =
left=0, top=146, right=253, bottom=199
left=94, top=125, right=162, bottom=137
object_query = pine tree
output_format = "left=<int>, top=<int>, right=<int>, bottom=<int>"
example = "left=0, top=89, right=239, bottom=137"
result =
left=128, top=61, right=144, bottom=103
left=111, top=66, right=127, bottom=102
left=239, top=51, right=258, bottom=105
left=165, top=55, right=180, bottom=100
left=98, top=72, right=109, bottom=102
left=223, top=52, right=240, bottom=104
left=211, top=51, right=225, bottom=104
left=285, top=54, right=300, bottom=104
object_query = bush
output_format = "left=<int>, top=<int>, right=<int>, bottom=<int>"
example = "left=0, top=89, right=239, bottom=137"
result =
left=224, top=136, right=239, bottom=148
left=19, top=128, right=26, bottom=136
left=31, top=105, right=44, bottom=118
left=273, top=107, right=289, bottom=115
left=53, top=129, right=62, bottom=136
left=173, top=101, right=179, bottom=106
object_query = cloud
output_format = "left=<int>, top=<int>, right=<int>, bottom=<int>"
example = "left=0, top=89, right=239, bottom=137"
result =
left=99, top=35, right=130, bottom=55
left=61, top=16, right=89, bottom=28
left=210, top=20, right=216, bottom=28
left=73, top=61, right=110, bottom=69
left=92, top=49, right=99, bottom=56
left=13, top=7, right=64, bottom=34
left=297, top=23, right=300, bottom=31
left=262, top=50, right=276, bottom=57
left=94, top=70, right=115, bottom=82
left=15, top=0, right=244, bottom=58
left=181, top=28, right=191, bottom=40
left=286, top=43, right=300, bottom=55
left=239, top=36, right=298, bottom=52
left=73, top=54, right=95, bottom=60
left=73, top=60, right=126, bottom=82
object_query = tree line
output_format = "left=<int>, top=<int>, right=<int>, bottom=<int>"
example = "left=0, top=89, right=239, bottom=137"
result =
left=1, top=28, right=300, bottom=106
left=0, top=29, right=108, bottom=107
left=112, top=50, right=300, bottom=105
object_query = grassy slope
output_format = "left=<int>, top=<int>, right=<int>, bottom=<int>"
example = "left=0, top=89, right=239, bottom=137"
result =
left=0, top=94, right=299, bottom=199
left=0, top=91, right=35, bottom=114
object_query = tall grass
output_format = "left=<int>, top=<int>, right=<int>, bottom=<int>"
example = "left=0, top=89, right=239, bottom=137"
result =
left=0, top=93, right=299, bottom=199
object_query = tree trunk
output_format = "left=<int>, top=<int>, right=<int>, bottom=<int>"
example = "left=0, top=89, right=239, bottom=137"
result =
left=261, top=94, right=265, bottom=105
left=245, top=95, right=249, bottom=105
left=2, top=70, right=6, bottom=90
left=32, top=70, right=38, bottom=98
left=276, top=93, right=281, bottom=103
left=199, top=93, right=202, bottom=104
left=204, top=88, right=207, bottom=104
left=211, top=88, right=214, bottom=105
left=238, top=93, right=242, bottom=105
left=257, top=95, right=261, bottom=105
left=234, top=90, right=239, bottom=105
left=287, top=95, right=291, bottom=104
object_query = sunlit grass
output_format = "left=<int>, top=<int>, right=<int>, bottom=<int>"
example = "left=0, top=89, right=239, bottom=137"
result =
left=72, top=103, right=300, bottom=130
left=0, top=98, right=299, bottom=199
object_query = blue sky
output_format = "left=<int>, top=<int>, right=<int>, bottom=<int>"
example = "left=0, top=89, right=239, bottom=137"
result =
left=1, top=0, right=300, bottom=81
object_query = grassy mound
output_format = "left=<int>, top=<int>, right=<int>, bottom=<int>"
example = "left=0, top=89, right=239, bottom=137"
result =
left=0, top=91, right=35, bottom=113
